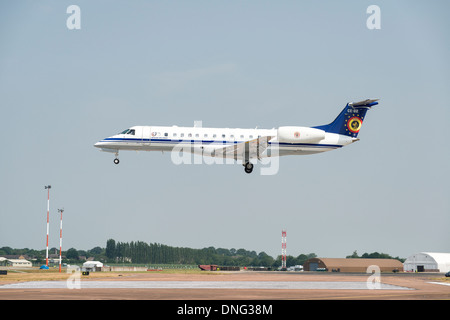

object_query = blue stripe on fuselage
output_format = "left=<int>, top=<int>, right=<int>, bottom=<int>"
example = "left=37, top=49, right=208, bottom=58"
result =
left=100, top=137, right=342, bottom=149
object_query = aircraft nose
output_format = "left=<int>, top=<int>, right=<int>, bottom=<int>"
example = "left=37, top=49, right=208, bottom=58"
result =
left=94, top=141, right=103, bottom=148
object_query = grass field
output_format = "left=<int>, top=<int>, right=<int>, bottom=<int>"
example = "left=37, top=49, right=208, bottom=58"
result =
left=0, top=267, right=217, bottom=283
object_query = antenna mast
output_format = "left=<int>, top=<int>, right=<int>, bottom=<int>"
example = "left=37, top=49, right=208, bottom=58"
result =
left=281, top=230, right=287, bottom=270
left=44, top=185, right=51, bottom=266
left=58, top=208, right=64, bottom=273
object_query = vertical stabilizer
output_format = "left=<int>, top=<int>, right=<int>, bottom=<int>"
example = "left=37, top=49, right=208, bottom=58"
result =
left=313, top=99, right=379, bottom=138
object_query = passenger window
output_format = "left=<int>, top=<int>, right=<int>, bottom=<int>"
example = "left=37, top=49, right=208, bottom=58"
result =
left=181, top=133, right=184, bottom=137
left=164, top=132, right=168, bottom=137
left=240, top=135, right=244, bottom=139
left=195, top=133, right=199, bottom=138
left=204, top=134, right=208, bottom=138
left=173, top=133, right=177, bottom=137
left=213, top=134, right=217, bottom=138
left=188, top=133, right=192, bottom=137
left=249, top=135, right=253, bottom=139
left=222, top=134, right=226, bottom=138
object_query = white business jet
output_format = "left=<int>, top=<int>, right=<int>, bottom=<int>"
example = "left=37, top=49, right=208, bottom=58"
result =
left=94, top=99, right=378, bottom=174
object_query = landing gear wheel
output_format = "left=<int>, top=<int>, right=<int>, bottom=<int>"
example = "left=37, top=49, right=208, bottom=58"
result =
left=244, top=162, right=253, bottom=174
left=114, top=158, right=120, bottom=164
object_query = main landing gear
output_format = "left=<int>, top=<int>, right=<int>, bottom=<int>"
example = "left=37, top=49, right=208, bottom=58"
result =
left=244, top=162, right=253, bottom=174
left=114, top=152, right=119, bottom=165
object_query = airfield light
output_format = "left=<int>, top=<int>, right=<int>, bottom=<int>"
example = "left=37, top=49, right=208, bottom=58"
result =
left=44, top=185, right=51, bottom=266
left=58, top=208, right=64, bottom=273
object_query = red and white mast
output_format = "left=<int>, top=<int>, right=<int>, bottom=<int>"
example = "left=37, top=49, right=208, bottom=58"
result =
left=281, top=230, right=287, bottom=270
left=58, top=208, right=64, bottom=272
left=44, top=185, right=51, bottom=266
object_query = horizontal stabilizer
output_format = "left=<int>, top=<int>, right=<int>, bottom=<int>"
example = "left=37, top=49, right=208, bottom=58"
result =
left=348, top=99, right=379, bottom=108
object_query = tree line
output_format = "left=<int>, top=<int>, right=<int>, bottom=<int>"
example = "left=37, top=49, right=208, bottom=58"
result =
left=0, top=246, right=105, bottom=265
left=0, top=244, right=404, bottom=266
left=346, top=250, right=405, bottom=262
left=105, top=239, right=317, bottom=267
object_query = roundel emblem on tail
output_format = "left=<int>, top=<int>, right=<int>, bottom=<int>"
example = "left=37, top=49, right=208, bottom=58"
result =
left=347, top=117, right=363, bottom=133
left=294, top=131, right=300, bottom=138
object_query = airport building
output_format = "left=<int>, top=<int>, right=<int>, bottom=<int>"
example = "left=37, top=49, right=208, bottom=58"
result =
left=82, top=261, right=104, bottom=272
left=4, top=259, right=32, bottom=267
left=303, top=258, right=403, bottom=273
left=403, top=252, right=450, bottom=273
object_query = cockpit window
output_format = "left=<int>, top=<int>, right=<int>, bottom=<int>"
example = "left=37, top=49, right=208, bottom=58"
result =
left=119, top=129, right=135, bottom=135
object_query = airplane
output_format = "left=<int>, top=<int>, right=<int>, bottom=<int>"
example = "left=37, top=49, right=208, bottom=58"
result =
left=94, top=99, right=379, bottom=174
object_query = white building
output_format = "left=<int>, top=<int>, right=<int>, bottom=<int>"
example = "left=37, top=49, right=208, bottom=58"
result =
left=7, top=259, right=32, bottom=267
left=403, top=252, right=450, bottom=273
left=82, top=261, right=103, bottom=272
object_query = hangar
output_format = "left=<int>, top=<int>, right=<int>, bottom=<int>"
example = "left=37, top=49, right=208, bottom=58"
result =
left=303, top=258, right=403, bottom=273
left=403, top=252, right=450, bottom=273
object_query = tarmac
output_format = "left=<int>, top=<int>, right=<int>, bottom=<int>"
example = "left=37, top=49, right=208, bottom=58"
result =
left=0, top=279, right=413, bottom=290
left=0, top=271, right=449, bottom=300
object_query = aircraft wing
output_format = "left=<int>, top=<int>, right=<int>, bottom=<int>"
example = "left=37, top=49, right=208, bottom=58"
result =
left=212, top=136, right=274, bottom=161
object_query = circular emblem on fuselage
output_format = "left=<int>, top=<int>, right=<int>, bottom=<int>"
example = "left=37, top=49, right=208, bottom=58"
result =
left=347, top=117, right=362, bottom=133
left=294, top=132, right=300, bottom=138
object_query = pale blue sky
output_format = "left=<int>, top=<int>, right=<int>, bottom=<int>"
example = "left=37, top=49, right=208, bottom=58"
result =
left=1, top=1, right=449, bottom=259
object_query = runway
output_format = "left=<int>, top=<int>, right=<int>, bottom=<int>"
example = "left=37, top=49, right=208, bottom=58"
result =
left=0, top=280, right=412, bottom=290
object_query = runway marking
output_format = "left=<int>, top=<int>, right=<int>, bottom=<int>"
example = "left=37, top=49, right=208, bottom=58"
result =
left=0, top=280, right=413, bottom=290
left=428, top=282, right=450, bottom=287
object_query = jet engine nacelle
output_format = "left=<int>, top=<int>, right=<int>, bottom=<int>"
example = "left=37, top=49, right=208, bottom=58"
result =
left=277, top=126, right=325, bottom=143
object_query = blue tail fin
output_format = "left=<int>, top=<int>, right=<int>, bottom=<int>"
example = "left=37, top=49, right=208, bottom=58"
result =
left=313, top=99, right=379, bottom=138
